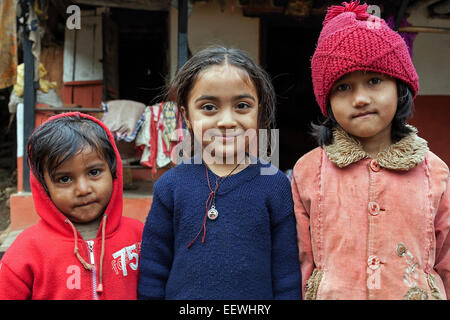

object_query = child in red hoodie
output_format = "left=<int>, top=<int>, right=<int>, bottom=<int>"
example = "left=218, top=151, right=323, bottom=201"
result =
left=0, top=112, right=144, bottom=299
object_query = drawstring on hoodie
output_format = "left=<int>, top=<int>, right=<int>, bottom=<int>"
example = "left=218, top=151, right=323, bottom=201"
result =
left=97, top=214, right=107, bottom=293
left=65, top=219, right=94, bottom=271
left=65, top=214, right=108, bottom=294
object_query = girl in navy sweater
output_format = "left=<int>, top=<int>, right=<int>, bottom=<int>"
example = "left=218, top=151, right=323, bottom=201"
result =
left=138, top=46, right=302, bottom=300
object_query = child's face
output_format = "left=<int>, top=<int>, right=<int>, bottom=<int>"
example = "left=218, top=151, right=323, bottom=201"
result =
left=43, top=147, right=113, bottom=223
left=181, top=64, right=259, bottom=162
left=329, top=71, right=398, bottom=142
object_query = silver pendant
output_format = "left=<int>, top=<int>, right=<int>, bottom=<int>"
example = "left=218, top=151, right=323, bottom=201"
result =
left=207, top=206, right=219, bottom=220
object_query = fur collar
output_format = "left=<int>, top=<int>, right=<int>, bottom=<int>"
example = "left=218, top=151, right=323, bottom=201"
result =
left=323, top=125, right=429, bottom=170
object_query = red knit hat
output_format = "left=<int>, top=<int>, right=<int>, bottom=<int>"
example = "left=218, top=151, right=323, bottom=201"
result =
left=311, top=1, right=419, bottom=116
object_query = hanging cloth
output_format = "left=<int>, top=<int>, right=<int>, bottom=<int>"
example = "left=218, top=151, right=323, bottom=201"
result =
left=161, top=101, right=178, bottom=156
left=148, top=103, right=162, bottom=174
left=135, top=102, right=184, bottom=172
left=136, top=103, right=165, bottom=174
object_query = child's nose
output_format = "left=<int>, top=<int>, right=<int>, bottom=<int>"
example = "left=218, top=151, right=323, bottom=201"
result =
left=75, top=177, right=92, bottom=196
left=217, top=107, right=237, bottom=128
left=352, top=86, right=371, bottom=108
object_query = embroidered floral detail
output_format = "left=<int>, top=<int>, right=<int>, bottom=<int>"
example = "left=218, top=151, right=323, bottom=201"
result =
left=396, top=243, right=440, bottom=300
left=427, top=273, right=443, bottom=300
left=396, top=243, right=419, bottom=288
left=323, top=125, right=428, bottom=170
left=403, top=287, right=428, bottom=300
left=305, top=269, right=324, bottom=300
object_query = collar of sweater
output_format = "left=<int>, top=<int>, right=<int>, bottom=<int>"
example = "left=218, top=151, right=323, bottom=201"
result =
left=323, top=124, right=429, bottom=170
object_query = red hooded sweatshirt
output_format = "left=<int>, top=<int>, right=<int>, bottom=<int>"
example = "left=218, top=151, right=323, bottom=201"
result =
left=0, top=112, right=144, bottom=300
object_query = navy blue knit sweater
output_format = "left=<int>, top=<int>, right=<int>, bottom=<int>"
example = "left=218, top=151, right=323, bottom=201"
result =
left=138, top=158, right=302, bottom=300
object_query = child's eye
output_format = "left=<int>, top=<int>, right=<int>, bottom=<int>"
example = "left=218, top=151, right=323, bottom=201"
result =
left=369, top=78, right=382, bottom=85
left=200, top=104, right=217, bottom=112
left=236, top=102, right=251, bottom=110
left=335, top=83, right=350, bottom=92
left=57, top=176, right=72, bottom=184
left=89, top=169, right=101, bottom=177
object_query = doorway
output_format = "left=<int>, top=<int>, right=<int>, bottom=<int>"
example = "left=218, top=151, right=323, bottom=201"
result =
left=109, top=8, right=169, bottom=105
left=260, top=15, right=322, bottom=171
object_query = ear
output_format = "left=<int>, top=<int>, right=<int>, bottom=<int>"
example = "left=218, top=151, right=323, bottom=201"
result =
left=180, top=106, right=191, bottom=129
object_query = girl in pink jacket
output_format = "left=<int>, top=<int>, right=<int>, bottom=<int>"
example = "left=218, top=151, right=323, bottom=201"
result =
left=292, top=1, right=449, bottom=300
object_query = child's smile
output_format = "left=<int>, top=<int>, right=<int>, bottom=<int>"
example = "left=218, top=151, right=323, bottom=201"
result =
left=329, top=71, right=398, bottom=147
left=43, top=147, right=113, bottom=223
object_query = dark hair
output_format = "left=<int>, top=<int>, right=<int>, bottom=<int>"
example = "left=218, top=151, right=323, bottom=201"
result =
left=27, top=115, right=117, bottom=193
left=311, top=80, right=414, bottom=146
left=167, top=46, right=276, bottom=132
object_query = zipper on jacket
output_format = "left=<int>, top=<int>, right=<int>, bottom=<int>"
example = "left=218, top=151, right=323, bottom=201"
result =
left=86, top=240, right=98, bottom=300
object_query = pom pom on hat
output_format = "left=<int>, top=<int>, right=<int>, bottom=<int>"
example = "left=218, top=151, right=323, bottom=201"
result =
left=323, top=1, right=369, bottom=25
left=311, top=0, right=419, bottom=116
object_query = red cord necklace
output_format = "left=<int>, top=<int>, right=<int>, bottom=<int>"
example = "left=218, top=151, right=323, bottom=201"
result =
left=186, top=162, right=242, bottom=249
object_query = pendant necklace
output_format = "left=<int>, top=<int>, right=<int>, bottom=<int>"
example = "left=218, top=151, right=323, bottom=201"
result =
left=186, top=162, right=242, bottom=249
left=205, top=163, right=241, bottom=221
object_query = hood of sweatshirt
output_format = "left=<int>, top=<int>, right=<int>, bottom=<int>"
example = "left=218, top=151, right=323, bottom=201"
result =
left=29, top=112, right=123, bottom=239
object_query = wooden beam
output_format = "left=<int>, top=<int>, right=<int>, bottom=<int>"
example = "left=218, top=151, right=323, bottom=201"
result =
left=35, top=107, right=104, bottom=112
left=72, top=0, right=169, bottom=11
left=398, top=26, right=450, bottom=34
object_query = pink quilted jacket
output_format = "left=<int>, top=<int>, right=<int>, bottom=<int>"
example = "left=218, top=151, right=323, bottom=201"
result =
left=292, top=126, right=449, bottom=300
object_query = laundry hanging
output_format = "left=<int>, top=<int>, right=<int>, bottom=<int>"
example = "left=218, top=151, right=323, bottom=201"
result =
left=135, top=101, right=183, bottom=174
left=101, top=100, right=146, bottom=142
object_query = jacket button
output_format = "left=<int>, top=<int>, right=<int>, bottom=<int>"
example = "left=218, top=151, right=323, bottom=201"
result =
left=368, top=255, right=380, bottom=270
left=369, top=159, right=381, bottom=172
left=368, top=201, right=380, bottom=216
